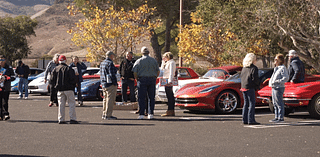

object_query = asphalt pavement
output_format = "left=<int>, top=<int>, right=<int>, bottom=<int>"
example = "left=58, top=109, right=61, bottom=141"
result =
left=1, top=93, right=320, bottom=157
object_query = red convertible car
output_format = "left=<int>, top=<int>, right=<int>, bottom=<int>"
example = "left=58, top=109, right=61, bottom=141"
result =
left=175, top=68, right=273, bottom=114
left=258, top=74, right=320, bottom=118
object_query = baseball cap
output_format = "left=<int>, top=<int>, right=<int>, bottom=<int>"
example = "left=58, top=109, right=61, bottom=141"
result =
left=141, top=46, right=149, bottom=54
left=59, top=55, right=66, bottom=62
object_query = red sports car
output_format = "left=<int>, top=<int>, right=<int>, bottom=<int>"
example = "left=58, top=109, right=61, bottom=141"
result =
left=258, top=74, right=320, bottom=118
left=175, top=68, right=273, bottom=114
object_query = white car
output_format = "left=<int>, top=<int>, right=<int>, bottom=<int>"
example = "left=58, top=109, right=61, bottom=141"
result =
left=28, top=72, right=49, bottom=94
left=156, top=66, right=242, bottom=102
left=28, top=67, right=100, bottom=95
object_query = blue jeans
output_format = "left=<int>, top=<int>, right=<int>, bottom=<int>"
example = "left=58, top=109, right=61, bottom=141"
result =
left=242, top=89, right=256, bottom=123
left=165, top=86, right=175, bottom=110
left=18, top=78, right=28, bottom=98
left=272, top=87, right=285, bottom=119
left=137, top=77, right=156, bottom=115
left=121, top=78, right=136, bottom=102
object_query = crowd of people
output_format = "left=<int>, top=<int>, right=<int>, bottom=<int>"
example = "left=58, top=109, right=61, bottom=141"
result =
left=0, top=48, right=305, bottom=124
left=240, top=50, right=305, bottom=125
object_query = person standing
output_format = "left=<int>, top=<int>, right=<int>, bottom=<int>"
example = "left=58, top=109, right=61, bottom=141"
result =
left=50, top=55, right=78, bottom=124
left=0, top=55, right=15, bottom=120
left=119, top=51, right=136, bottom=103
left=16, top=60, right=30, bottom=99
left=288, top=50, right=305, bottom=83
left=45, top=54, right=60, bottom=107
left=69, top=56, right=87, bottom=106
left=269, top=54, right=289, bottom=123
left=160, top=52, right=176, bottom=117
left=100, top=51, right=118, bottom=120
left=240, top=53, right=260, bottom=125
left=132, top=47, right=160, bottom=119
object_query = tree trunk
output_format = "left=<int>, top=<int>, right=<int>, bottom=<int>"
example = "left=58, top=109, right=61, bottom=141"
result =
left=164, top=6, right=173, bottom=53
left=150, top=29, right=162, bottom=66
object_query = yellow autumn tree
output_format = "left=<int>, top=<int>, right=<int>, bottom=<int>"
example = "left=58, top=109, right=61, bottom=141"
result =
left=177, top=11, right=242, bottom=67
left=68, top=3, right=161, bottom=62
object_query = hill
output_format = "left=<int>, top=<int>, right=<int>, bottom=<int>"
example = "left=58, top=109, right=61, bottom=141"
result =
left=28, top=2, right=85, bottom=59
left=0, top=0, right=55, bottom=17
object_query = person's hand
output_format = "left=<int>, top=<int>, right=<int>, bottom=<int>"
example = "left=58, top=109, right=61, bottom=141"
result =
left=44, top=79, right=47, bottom=84
left=129, top=78, right=134, bottom=81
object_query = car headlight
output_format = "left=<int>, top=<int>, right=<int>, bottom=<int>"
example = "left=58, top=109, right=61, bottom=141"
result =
left=199, top=85, right=220, bottom=94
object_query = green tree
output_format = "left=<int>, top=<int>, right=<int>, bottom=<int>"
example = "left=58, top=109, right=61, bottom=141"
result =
left=0, top=16, right=38, bottom=62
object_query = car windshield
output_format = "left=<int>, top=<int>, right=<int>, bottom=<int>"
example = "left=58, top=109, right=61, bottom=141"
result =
left=225, top=69, right=273, bottom=83
left=201, top=69, right=227, bottom=79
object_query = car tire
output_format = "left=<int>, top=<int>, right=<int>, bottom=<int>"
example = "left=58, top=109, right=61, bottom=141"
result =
left=215, top=90, right=239, bottom=114
left=269, top=100, right=294, bottom=116
left=308, top=93, right=320, bottom=119
left=97, top=87, right=103, bottom=101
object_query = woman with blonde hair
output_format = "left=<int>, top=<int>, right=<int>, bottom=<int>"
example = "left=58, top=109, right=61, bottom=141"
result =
left=269, top=54, right=289, bottom=123
left=240, top=53, right=260, bottom=125
left=160, top=52, right=176, bottom=116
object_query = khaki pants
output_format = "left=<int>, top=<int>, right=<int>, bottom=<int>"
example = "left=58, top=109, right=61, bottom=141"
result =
left=102, top=85, right=117, bottom=117
left=57, top=90, right=76, bottom=122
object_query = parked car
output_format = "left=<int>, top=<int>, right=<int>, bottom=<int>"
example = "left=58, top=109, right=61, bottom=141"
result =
left=258, top=74, right=320, bottom=119
left=156, top=66, right=241, bottom=102
left=175, top=68, right=273, bottom=114
left=156, top=67, right=200, bottom=102
left=29, top=67, right=100, bottom=95
left=11, top=68, right=44, bottom=93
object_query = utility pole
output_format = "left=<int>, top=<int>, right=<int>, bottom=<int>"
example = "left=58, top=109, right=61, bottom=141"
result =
left=179, top=0, right=183, bottom=67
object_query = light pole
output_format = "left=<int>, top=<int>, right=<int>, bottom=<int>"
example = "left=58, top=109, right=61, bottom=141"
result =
left=179, top=0, right=183, bottom=67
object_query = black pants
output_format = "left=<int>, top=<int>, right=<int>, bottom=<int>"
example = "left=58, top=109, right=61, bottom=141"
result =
left=165, top=86, right=175, bottom=110
left=49, top=84, right=58, bottom=104
left=2, top=91, right=10, bottom=116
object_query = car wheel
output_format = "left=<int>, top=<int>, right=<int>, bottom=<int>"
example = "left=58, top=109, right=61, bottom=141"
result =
left=308, top=93, right=320, bottom=119
left=98, top=87, right=104, bottom=100
left=269, top=100, right=275, bottom=113
left=269, top=100, right=294, bottom=116
left=97, top=87, right=103, bottom=101
left=215, top=90, right=239, bottom=114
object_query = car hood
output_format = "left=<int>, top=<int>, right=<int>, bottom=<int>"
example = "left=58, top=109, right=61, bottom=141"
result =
left=29, top=76, right=46, bottom=85
left=258, top=81, right=320, bottom=97
left=175, top=81, right=227, bottom=97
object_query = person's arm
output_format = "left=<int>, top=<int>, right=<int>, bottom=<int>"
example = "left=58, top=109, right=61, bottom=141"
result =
left=252, top=66, right=260, bottom=90
left=291, top=62, right=300, bottom=83
left=100, top=63, right=106, bottom=88
left=44, top=61, right=52, bottom=83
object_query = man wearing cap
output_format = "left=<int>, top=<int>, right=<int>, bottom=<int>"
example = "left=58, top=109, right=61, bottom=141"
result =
left=16, top=60, right=30, bottom=99
left=45, top=53, right=60, bottom=107
left=132, top=47, right=160, bottom=119
left=0, top=55, right=15, bottom=120
left=100, top=51, right=118, bottom=120
left=50, top=55, right=78, bottom=124
left=288, top=50, right=305, bottom=83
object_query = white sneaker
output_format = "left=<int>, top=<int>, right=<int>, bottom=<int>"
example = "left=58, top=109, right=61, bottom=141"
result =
left=24, top=97, right=28, bottom=100
left=17, top=97, right=22, bottom=99
left=148, top=114, right=154, bottom=119
left=137, top=115, right=144, bottom=119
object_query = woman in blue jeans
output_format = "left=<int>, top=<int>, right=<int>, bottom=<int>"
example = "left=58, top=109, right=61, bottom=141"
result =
left=240, top=53, right=260, bottom=125
left=269, top=54, right=289, bottom=122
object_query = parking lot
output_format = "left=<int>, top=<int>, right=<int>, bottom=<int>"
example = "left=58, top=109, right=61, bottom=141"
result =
left=1, top=93, right=320, bottom=157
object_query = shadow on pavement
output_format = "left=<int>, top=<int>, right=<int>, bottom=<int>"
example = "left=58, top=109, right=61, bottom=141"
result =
left=5, top=120, right=155, bottom=126
left=0, top=155, right=46, bottom=157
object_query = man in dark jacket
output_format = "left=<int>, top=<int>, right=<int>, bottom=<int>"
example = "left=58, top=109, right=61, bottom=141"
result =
left=69, top=56, right=87, bottom=106
left=50, top=55, right=78, bottom=124
left=45, top=53, right=60, bottom=107
left=0, top=55, right=15, bottom=120
left=16, top=60, right=30, bottom=99
left=288, top=50, right=305, bottom=83
left=119, top=51, right=136, bottom=102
